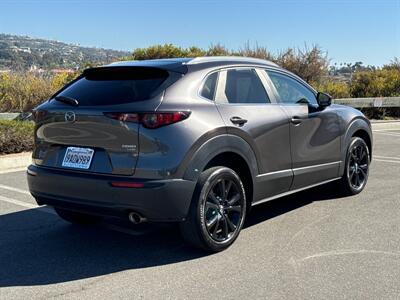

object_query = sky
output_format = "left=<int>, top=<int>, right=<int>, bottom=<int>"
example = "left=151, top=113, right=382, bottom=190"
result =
left=0, top=0, right=399, bottom=66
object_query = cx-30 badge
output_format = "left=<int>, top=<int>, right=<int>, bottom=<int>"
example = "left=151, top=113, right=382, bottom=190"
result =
left=65, top=111, right=76, bottom=122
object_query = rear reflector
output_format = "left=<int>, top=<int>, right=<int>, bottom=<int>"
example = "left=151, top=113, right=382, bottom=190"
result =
left=32, top=109, right=47, bottom=122
left=104, top=111, right=190, bottom=129
left=110, top=182, right=145, bottom=188
left=27, top=169, right=37, bottom=176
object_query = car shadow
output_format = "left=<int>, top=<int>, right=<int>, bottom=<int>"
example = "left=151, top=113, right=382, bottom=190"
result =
left=0, top=182, right=343, bottom=287
left=245, top=181, right=343, bottom=227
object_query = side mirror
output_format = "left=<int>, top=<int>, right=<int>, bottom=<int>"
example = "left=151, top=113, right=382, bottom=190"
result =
left=316, top=92, right=332, bottom=108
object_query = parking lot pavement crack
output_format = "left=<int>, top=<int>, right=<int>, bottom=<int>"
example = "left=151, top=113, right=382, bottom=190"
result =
left=48, top=275, right=110, bottom=299
left=284, top=214, right=330, bottom=252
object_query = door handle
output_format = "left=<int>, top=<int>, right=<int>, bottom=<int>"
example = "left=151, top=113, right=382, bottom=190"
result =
left=230, top=116, right=248, bottom=126
left=290, top=116, right=303, bottom=125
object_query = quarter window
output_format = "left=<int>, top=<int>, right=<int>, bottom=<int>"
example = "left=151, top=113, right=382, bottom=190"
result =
left=217, top=69, right=270, bottom=104
left=267, top=71, right=317, bottom=105
left=200, top=72, right=218, bottom=100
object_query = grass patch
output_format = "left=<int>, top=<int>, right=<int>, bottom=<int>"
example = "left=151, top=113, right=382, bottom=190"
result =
left=0, top=120, right=34, bottom=155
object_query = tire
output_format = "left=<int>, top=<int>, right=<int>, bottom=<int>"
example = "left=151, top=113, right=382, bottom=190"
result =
left=339, top=137, right=370, bottom=195
left=180, top=166, right=247, bottom=252
left=54, top=208, right=101, bottom=225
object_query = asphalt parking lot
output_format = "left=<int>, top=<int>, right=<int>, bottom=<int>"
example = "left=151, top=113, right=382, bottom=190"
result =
left=0, top=123, right=399, bottom=299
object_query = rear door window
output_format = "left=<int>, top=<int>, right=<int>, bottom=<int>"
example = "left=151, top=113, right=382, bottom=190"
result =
left=216, top=69, right=270, bottom=104
left=55, top=67, right=169, bottom=106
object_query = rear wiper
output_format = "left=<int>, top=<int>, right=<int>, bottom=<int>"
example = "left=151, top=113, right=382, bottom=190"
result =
left=54, top=96, right=79, bottom=106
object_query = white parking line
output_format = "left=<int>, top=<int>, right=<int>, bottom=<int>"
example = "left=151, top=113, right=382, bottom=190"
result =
left=374, top=155, right=400, bottom=160
left=373, top=128, right=400, bottom=132
left=0, top=184, right=31, bottom=195
left=0, top=167, right=27, bottom=175
left=0, top=195, right=55, bottom=215
left=373, top=132, right=400, bottom=137
left=374, top=159, right=400, bottom=164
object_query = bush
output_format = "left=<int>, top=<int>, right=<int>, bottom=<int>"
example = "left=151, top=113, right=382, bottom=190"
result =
left=350, top=68, right=400, bottom=97
left=0, top=71, right=77, bottom=113
left=50, top=72, right=78, bottom=90
left=0, top=120, right=34, bottom=154
left=0, top=73, right=53, bottom=112
left=232, top=42, right=273, bottom=60
left=130, top=44, right=206, bottom=60
left=313, top=80, right=351, bottom=98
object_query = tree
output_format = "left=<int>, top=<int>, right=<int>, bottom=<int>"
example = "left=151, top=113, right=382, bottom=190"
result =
left=232, top=42, right=273, bottom=60
left=383, top=57, right=400, bottom=71
left=275, top=45, right=329, bottom=83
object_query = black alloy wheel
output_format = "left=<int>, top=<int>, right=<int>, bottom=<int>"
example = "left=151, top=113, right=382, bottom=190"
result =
left=340, top=137, right=370, bottom=195
left=203, top=177, right=244, bottom=242
left=180, top=166, right=247, bottom=252
left=347, top=141, right=369, bottom=190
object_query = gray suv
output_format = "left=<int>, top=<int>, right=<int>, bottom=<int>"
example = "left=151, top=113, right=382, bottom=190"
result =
left=28, top=57, right=372, bottom=252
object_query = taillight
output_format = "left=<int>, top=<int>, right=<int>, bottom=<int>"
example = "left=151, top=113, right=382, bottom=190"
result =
left=140, top=112, right=190, bottom=129
left=104, top=111, right=190, bottom=129
left=104, top=113, right=139, bottom=122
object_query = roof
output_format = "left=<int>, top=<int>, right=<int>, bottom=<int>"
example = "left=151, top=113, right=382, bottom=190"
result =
left=107, top=56, right=279, bottom=72
left=185, top=56, right=278, bottom=67
left=108, top=58, right=192, bottom=73
left=109, top=58, right=192, bottom=67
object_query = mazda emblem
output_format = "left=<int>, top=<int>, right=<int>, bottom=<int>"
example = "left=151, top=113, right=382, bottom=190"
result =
left=65, top=111, right=76, bottom=122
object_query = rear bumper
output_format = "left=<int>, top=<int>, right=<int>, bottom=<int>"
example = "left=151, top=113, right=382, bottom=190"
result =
left=27, top=165, right=196, bottom=222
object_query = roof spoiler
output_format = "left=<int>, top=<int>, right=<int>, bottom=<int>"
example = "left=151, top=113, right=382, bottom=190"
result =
left=82, top=66, right=170, bottom=80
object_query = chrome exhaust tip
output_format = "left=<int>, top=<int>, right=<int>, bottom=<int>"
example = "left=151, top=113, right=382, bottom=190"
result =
left=128, top=212, right=147, bottom=224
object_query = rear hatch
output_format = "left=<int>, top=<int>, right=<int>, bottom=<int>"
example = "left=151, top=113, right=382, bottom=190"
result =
left=33, top=66, right=173, bottom=175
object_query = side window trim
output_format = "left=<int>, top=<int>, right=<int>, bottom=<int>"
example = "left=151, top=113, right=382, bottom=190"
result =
left=260, top=69, right=282, bottom=103
left=255, top=68, right=279, bottom=104
left=215, top=70, right=228, bottom=103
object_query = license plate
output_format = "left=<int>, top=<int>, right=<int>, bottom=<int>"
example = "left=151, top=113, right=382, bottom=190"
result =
left=62, top=147, right=94, bottom=169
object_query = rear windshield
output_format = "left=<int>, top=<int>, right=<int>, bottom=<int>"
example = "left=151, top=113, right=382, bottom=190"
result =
left=55, top=67, right=169, bottom=106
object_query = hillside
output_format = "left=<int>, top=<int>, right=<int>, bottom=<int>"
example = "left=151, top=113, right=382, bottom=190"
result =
left=0, top=33, right=130, bottom=71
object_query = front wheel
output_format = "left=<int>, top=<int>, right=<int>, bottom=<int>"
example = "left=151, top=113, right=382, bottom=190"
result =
left=339, top=137, right=370, bottom=195
left=180, top=167, right=247, bottom=252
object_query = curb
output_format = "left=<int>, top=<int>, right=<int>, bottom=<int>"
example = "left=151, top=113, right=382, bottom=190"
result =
left=0, top=152, right=31, bottom=173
